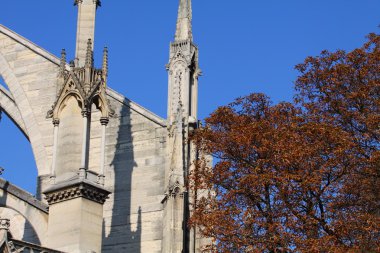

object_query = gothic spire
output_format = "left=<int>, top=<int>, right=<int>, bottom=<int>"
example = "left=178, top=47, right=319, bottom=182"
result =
left=175, top=0, right=193, bottom=41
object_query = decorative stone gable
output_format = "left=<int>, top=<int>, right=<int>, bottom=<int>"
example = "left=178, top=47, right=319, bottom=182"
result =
left=48, top=40, right=111, bottom=121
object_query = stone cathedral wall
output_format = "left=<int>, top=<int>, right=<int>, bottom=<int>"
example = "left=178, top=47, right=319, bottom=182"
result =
left=102, top=91, right=167, bottom=252
left=0, top=25, right=169, bottom=252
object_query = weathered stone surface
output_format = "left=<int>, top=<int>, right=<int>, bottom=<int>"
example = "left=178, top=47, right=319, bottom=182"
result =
left=0, top=25, right=169, bottom=252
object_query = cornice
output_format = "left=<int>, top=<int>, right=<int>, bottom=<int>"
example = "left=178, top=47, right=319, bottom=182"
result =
left=44, top=179, right=110, bottom=205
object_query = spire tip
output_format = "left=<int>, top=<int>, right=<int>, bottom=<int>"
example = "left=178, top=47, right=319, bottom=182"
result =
left=175, top=0, right=193, bottom=41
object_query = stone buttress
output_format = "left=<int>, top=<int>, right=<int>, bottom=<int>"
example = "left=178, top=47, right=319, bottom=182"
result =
left=43, top=1, right=111, bottom=252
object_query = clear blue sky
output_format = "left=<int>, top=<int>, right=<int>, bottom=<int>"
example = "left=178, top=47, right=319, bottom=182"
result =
left=1, top=0, right=379, bottom=194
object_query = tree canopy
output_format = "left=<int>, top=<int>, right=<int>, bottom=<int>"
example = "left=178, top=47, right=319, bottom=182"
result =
left=189, top=33, right=380, bottom=253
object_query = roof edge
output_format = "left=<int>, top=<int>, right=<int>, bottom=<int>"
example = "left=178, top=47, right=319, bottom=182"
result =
left=0, top=178, right=49, bottom=213
left=107, top=88, right=167, bottom=127
left=0, top=24, right=167, bottom=128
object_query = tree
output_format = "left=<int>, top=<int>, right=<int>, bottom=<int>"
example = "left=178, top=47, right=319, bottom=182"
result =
left=189, top=33, right=380, bottom=252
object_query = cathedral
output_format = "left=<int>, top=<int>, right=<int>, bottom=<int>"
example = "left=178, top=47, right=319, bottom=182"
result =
left=0, top=0, right=205, bottom=252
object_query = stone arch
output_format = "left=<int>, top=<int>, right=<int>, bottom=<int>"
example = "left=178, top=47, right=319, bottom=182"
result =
left=55, top=90, right=84, bottom=119
left=0, top=180, right=48, bottom=245
left=53, top=81, right=85, bottom=120
left=0, top=207, right=40, bottom=244
left=91, top=94, right=109, bottom=118
left=0, top=52, right=49, bottom=175
left=0, top=26, right=63, bottom=191
left=0, top=84, right=28, bottom=138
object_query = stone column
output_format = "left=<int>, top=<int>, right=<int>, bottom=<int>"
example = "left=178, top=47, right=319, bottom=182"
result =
left=80, top=109, right=89, bottom=170
left=191, top=70, right=200, bottom=118
left=50, top=119, right=60, bottom=182
left=99, top=117, right=109, bottom=185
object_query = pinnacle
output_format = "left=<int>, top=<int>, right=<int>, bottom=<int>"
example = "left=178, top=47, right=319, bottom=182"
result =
left=85, top=39, right=93, bottom=67
left=60, top=49, right=66, bottom=72
left=102, top=47, right=108, bottom=79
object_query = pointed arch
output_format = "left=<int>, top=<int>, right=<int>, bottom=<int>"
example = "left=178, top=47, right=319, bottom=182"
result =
left=91, top=93, right=109, bottom=118
left=54, top=90, right=84, bottom=119
left=0, top=52, right=49, bottom=174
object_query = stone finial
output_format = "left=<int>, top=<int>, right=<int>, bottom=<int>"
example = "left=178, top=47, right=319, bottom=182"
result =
left=85, top=39, right=93, bottom=67
left=102, top=47, right=108, bottom=79
left=60, top=49, right=66, bottom=73
left=175, top=0, right=193, bottom=41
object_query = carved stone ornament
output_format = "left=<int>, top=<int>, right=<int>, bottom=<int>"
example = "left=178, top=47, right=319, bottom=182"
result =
left=0, top=218, right=10, bottom=231
left=161, top=181, right=186, bottom=204
left=44, top=180, right=111, bottom=205
left=47, top=41, right=114, bottom=122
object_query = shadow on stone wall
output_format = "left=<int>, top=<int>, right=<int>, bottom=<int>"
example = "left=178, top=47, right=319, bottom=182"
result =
left=21, top=217, right=40, bottom=245
left=102, top=99, right=142, bottom=252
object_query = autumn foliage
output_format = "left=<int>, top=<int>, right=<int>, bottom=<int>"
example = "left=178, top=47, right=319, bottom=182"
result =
left=189, top=33, right=380, bottom=252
